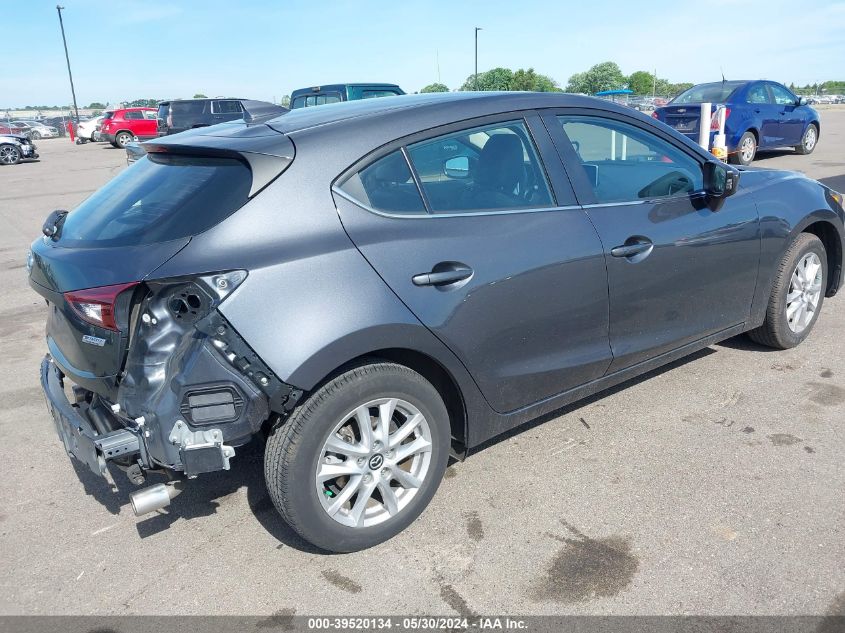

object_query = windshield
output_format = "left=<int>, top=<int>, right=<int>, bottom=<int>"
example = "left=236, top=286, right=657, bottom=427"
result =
left=59, top=154, right=252, bottom=247
left=671, top=82, right=744, bottom=104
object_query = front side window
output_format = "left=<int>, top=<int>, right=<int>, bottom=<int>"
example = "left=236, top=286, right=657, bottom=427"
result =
left=747, top=84, right=770, bottom=104
left=769, top=84, right=797, bottom=106
left=143, top=110, right=157, bottom=120
left=340, top=151, right=426, bottom=214
left=405, top=120, right=554, bottom=213
left=558, top=115, right=703, bottom=203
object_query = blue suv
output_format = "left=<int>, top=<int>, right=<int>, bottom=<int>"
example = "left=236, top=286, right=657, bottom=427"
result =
left=653, top=80, right=820, bottom=165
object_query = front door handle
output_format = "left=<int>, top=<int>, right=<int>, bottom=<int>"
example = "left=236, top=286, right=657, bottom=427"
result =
left=610, top=241, right=653, bottom=258
left=412, top=264, right=473, bottom=287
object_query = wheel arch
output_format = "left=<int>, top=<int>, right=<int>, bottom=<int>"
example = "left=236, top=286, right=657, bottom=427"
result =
left=306, top=348, right=469, bottom=455
left=801, top=218, right=843, bottom=296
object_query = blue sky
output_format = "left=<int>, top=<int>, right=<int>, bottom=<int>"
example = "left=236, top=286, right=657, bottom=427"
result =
left=3, top=0, right=844, bottom=107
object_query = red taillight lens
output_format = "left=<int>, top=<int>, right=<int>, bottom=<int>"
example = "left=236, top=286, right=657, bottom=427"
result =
left=64, top=282, right=138, bottom=331
left=710, top=107, right=731, bottom=131
left=651, top=111, right=659, bottom=119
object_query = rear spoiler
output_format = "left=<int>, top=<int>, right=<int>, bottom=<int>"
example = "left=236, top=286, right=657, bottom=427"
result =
left=142, top=123, right=295, bottom=197
left=241, top=100, right=289, bottom=124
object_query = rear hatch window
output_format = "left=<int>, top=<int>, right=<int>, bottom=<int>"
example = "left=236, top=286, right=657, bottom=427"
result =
left=59, top=154, right=252, bottom=247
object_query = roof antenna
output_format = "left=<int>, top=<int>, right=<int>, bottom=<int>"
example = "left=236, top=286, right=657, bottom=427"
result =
left=721, top=66, right=727, bottom=83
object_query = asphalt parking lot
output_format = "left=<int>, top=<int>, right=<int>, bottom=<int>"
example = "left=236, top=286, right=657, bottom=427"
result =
left=1, top=112, right=843, bottom=618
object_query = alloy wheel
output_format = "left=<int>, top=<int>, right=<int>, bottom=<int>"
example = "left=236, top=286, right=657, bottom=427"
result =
left=803, top=127, right=817, bottom=152
left=0, top=145, right=20, bottom=165
left=740, top=136, right=755, bottom=163
left=786, top=252, right=823, bottom=333
left=315, top=397, right=433, bottom=528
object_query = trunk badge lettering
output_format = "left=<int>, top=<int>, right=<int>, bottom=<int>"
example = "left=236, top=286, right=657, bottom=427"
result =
left=82, top=334, right=107, bottom=347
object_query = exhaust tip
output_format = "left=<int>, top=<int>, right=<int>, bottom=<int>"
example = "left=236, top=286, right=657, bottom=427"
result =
left=130, top=483, right=180, bottom=516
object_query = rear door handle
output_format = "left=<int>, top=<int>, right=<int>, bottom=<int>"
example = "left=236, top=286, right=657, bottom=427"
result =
left=610, top=241, right=653, bottom=258
left=412, top=265, right=473, bottom=287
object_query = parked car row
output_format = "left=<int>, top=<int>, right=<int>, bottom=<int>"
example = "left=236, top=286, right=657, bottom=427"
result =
left=0, top=119, right=59, bottom=140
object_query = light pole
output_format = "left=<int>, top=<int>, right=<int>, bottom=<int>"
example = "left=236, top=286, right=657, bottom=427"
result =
left=56, top=5, right=80, bottom=125
left=474, top=27, right=482, bottom=90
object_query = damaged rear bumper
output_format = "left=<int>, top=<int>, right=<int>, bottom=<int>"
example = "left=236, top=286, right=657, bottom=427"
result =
left=41, top=355, right=141, bottom=479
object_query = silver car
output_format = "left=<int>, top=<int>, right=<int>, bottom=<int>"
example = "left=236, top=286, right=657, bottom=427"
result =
left=13, top=121, right=59, bottom=140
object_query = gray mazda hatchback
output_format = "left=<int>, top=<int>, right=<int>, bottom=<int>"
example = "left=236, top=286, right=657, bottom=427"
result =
left=29, top=92, right=844, bottom=552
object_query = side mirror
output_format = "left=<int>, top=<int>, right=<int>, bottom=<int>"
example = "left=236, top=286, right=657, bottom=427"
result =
left=797, top=96, right=808, bottom=106
left=704, top=161, right=740, bottom=199
left=444, top=155, right=470, bottom=179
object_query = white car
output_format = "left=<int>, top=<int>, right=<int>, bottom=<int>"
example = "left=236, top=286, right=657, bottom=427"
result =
left=76, top=116, right=103, bottom=143
left=13, top=121, right=59, bottom=140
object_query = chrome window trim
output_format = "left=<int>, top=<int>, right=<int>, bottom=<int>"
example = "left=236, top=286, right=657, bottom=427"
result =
left=332, top=185, right=581, bottom=219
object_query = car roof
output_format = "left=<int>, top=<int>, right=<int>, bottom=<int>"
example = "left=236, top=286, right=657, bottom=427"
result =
left=268, top=91, right=616, bottom=135
left=292, top=83, right=401, bottom=94
left=159, top=98, right=245, bottom=105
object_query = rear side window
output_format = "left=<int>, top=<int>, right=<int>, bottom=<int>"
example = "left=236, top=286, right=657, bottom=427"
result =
left=123, top=111, right=142, bottom=120
left=362, top=90, right=400, bottom=99
left=340, top=151, right=426, bottom=214
left=405, top=120, right=553, bottom=213
left=59, top=155, right=252, bottom=247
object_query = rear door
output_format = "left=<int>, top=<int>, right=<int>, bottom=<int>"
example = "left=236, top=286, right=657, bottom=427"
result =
left=211, top=100, right=244, bottom=123
left=334, top=113, right=612, bottom=413
left=544, top=110, right=760, bottom=371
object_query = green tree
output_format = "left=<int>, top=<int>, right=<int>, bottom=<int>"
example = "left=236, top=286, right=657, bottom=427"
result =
left=86, top=101, right=106, bottom=109
left=280, top=94, right=291, bottom=108
left=193, top=93, right=208, bottom=99
left=420, top=83, right=449, bottom=93
left=627, top=71, right=654, bottom=95
left=566, top=61, right=625, bottom=94
left=461, top=67, right=513, bottom=91
left=509, top=68, right=559, bottom=92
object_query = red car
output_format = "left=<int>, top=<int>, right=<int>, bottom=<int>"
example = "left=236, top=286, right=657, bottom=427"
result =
left=0, top=122, right=26, bottom=136
left=99, top=107, right=157, bottom=148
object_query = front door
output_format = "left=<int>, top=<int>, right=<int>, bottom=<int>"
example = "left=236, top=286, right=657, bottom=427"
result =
left=334, top=115, right=612, bottom=413
left=545, top=111, right=760, bottom=372
left=768, top=83, right=804, bottom=146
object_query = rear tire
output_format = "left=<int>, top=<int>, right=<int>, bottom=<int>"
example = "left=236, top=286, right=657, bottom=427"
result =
left=795, top=124, right=818, bottom=155
left=747, top=233, right=827, bottom=349
left=730, top=131, right=757, bottom=165
left=30, top=131, right=41, bottom=140
left=264, top=362, right=450, bottom=552
left=115, top=131, right=132, bottom=148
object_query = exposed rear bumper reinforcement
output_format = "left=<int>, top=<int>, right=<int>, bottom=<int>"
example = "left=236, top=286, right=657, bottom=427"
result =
left=40, top=355, right=140, bottom=479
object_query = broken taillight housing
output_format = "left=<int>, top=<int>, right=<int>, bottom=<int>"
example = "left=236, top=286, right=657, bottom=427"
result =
left=64, top=282, right=139, bottom=331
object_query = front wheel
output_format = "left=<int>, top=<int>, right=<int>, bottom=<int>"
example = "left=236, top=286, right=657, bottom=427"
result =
left=795, top=124, right=818, bottom=155
left=730, top=131, right=757, bottom=165
left=748, top=233, right=827, bottom=349
left=0, top=144, right=21, bottom=165
left=264, top=362, right=450, bottom=552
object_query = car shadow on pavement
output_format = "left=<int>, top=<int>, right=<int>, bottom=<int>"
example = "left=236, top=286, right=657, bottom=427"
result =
left=469, top=347, right=717, bottom=455
left=716, top=333, right=780, bottom=352
left=70, top=438, right=329, bottom=554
